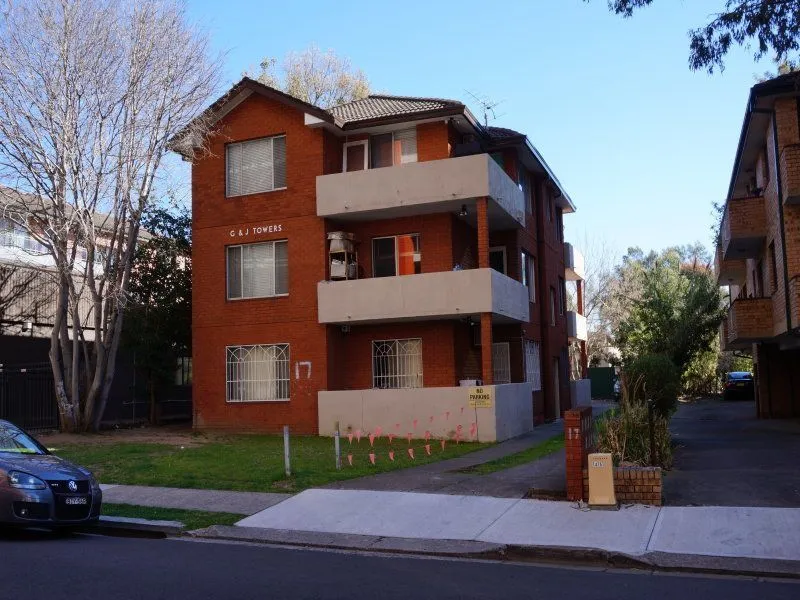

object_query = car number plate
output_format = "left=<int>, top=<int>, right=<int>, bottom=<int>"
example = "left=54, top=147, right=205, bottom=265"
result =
left=65, top=496, right=88, bottom=505
left=736, top=383, right=746, bottom=387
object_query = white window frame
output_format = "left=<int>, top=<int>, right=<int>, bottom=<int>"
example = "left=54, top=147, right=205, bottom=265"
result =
left=524, top=340, right=542, bottom=391
left=343, top=139, right=368, bottom=171
left=372, top=338, right=423, bottom=389
left=226, top=343, right=290, bottom=403
left=226, top=135, right=287, bottom=198
left=489, top=246, right=507, bottom=275
left=372, top=234, right=421, bottom=277
left=226, top=240, right=289, bottom=300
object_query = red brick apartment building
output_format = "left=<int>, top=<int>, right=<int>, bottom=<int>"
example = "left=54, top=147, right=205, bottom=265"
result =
left=716, top=72, right=800, bottom=418
left=182, top=78, right=588, bottom=440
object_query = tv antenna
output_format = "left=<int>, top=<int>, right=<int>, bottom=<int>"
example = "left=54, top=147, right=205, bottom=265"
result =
left=465, top=90, right=505, bottom=126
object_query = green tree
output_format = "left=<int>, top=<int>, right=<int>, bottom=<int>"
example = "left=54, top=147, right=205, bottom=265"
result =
left=123, top=205, right=192, bottom=423
left=589, top=1, right=800, bottom=73
left=613, top=246, right=727, bottom=374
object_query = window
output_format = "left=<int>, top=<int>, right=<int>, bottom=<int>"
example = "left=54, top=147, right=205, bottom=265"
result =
left=370, top=128, right=417, bottom=168
left=556, top=209, right=564, bottom=242
left=175, top=357, right=193, bottom=386
left=0, top=219, right=47, bottom=254
left=226, top=135, right=286, bottom=197
left=372, top=338, right=422, bottom=389
left=372, top=234, right=420, bottom=277
left=524, top=340, right=542, bottom=391
left=519, top=169, right=533, bottom=215
left=226, top=344, right=290, bottom=402
left=227, top=240, right=288, bottom=299
left=492, top=343, right=511, bottom=384
left=769, top=242, right=778, bottom=293
left=559, top=277, right=566, bottom=315
left=755, top=262, right=764, bottom=298
left=521, top=252, right=536, bottom=303
left=550, top=287, right=556, bottom=326
left=489, top=246, right=507, bottom=275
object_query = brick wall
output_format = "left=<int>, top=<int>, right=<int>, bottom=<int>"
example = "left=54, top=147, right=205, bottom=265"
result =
left=565, top=406, right=594, bottom=501
left=583, top=467, right=663, bottom=506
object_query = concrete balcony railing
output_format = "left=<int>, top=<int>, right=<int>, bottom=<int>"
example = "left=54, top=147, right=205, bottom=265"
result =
left=727, top=297, right=773, bottom=346
left=567, top=310, right=587, bottom=341
left=316, top=154, right=525, bottom=230
left=317, top=268, right=530, bottom=325
left=564, top=242, right=585, bottom=281
left=780, top=144, right=800, bottom=205
left=317, top=382, right=534, bottom=442
left=714, top=243, right=746, bottom=286
left=720, top=196, right=766, bottom=260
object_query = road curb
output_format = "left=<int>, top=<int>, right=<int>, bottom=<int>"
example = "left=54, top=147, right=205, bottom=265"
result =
left=189, top=525, right=800, bottom=579
left=77, top=516, right=185, bottom=538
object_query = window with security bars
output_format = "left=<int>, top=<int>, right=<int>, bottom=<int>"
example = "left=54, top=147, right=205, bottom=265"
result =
left=372, top=338, right=422, bottom=389
left=226, top=344, right=290, bottom=402
left=492, top=343, right=511, bottom=384
left=525, top=340, right=542, bottom=391
left=227, top=240, right=288, bottom=299
left=226, top=135, right=286, bottom=197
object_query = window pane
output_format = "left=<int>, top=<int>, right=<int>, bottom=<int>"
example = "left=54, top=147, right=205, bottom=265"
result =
left=241, top=138, right=272, bottom=195
left=397, top=234, right=420, bottom=275
left=243, top=242, right=274, bottom=298
left=273, top=136, right=286, bottom=188
left=394, top=128, right=417, bottom=164
left=226, top=144, right=241, bottom=197
left=227, top=246, right=242, bottom=299
left=275, top=241, right=288, bottom=294
left=345, top=143, right=366, bottom=172
left=373, top=237, right=397, bottom=277
left=370, top=133, right=393, bottom=168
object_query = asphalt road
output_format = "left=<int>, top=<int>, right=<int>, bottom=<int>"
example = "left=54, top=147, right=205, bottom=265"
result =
left=0, top=530, right=797, bottom=599
left=666, top=399, right=800, bottom=506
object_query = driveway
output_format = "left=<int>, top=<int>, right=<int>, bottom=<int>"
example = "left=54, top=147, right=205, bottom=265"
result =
left=665, top=398, right=800, bottom=507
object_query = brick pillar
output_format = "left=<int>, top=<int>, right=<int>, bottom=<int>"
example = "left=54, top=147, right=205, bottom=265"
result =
left=477, top=197, right=489, bottom=269
left=565, top=406, right=594, bottom=501
left=481, top=313, right=493, bottom=385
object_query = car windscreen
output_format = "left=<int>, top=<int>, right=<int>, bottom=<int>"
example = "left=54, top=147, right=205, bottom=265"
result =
left=727, top=372, right=753, bottom=381
left=0, top=424, right=48, bottom=455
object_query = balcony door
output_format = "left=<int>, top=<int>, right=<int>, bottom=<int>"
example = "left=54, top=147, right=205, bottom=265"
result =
left=492, top=342, right=511, bottom=384
left=344, top=140, right=368, bottom=172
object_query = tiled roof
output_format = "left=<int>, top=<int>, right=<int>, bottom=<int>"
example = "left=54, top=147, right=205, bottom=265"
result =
left=485, top=126, right=525, bottom=140
left=328, top=94, right=463, bottom=124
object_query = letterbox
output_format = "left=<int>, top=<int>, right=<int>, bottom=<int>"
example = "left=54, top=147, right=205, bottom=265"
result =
left=587, top=452, right=616, bottom=507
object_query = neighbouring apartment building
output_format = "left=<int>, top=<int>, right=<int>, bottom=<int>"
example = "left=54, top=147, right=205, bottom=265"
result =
left=182, top=78, right=588, bottom=440
left=716, top=72, right=800, bottom=418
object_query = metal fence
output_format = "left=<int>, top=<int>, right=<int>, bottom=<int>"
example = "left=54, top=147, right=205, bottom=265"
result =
left=0, top=363, right=59, bottom=432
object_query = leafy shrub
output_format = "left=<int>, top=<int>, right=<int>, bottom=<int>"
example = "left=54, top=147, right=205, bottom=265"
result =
left=682, top=348, right=720, bottom=397
left=595, top=398, right=673, bottom=470
left=623, top=353, right=680, bottom=417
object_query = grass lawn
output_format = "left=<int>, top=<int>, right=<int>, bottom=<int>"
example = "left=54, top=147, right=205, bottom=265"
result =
left=458, top=434, right=564, bottom=475
left=102, top=503, right=242, bottom=530
left=53, top=435, right=489, bottom=493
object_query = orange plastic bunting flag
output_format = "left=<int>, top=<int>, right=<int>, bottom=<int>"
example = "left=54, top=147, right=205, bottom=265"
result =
left=347, top=433, right=353, bottom=444
left=369, top=433, right=375, bottom=447
left=407, top=448, right=415, bottom=460
left=355, top=429, right=362, bottom=443
left=425, top=444, right=431, bottom=456
left=347, top=454, right=353, bottom=466
left=369, top=453, right=376, bottom=465
left=441, top=439, right=446, bottom=451
left=389, top=451, right=395, bottom=461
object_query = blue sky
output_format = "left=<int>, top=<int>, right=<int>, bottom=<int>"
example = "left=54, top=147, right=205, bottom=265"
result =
left=184, top=0, right=775, bottom=260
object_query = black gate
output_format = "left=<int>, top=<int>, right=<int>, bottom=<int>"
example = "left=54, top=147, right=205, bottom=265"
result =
left=0, top=363, right=59, bottom=432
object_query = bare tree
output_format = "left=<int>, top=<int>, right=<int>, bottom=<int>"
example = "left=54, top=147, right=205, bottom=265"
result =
left=0, top=0, right=220, bottom=431
left=251, top=45, right=370, bottom=108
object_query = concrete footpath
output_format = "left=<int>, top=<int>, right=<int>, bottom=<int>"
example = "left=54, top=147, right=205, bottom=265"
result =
left=196, top=488, right=800, bottom=577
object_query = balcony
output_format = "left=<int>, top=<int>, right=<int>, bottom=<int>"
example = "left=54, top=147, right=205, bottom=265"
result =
left=316, top=154, right=525, bottom=230
left=564, top=243, right=585, bottom=281
left=714, top=243, right=746, bottom=286
left=567, top=310, right=587, bottom=341
left=317, top=268, right=530, bottom=325
left=720, top=196, right=766, bottom=260
left=727, top=297, right=773, bottom=347
left=780, top=144, right=800, bottom=205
